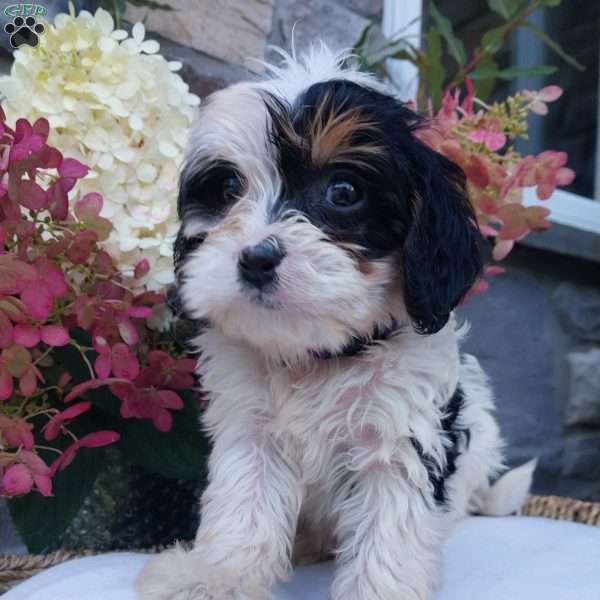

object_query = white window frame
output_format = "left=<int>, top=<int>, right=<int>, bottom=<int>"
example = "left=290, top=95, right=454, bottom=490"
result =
left=382, top=0, right=600, bottom=237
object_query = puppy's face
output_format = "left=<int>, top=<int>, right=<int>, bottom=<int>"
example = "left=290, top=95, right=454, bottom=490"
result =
left=175, top=60, right=481, bottom=362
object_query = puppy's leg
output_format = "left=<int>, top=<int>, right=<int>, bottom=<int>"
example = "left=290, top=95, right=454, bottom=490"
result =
left=331, top=464, right=446, bottom=600
left=137, top=426, right=302, bottom=600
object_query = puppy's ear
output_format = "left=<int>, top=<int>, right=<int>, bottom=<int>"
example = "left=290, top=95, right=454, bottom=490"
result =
left=401, top=144, right=482, bottom=334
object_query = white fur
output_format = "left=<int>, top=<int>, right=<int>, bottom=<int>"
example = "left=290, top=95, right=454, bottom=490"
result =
left=137, top=45, right=531, bottom=600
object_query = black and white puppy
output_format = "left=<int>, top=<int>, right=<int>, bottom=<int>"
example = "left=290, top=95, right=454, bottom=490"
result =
left=138, top=45, right=534, bottom=600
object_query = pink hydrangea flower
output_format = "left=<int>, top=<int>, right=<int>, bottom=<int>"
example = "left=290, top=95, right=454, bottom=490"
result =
left=110, top=382, right=183, bottom=432
left=468, top=128, right=507, bottom=152
left=0, top=451, right=53, bottom=497
left=12, top=323, right=70, bottom=348
left=1, top=463, right=34, bottom=496
left=18, top=259, right=69, bottom=322
left=135, top=351, right=196, bottom=390
left=523, top=85, right=563, bottom=115
left=0, top=415, right=34, bottom=449
left=0, top=346, right=43, bottom=401
left=9, top=119, right=44, bottom=162
left=93, top=338, right=140, bottom=380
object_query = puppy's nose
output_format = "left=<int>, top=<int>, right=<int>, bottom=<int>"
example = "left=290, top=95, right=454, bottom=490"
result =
left=238, top=237, right=285, bottom=289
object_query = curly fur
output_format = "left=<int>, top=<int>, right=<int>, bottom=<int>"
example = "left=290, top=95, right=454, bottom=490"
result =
left=137, top=44, right=533, bottom=600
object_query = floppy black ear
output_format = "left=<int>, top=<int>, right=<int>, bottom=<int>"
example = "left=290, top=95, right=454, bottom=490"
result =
left=401, top=144, right=482, bottom=335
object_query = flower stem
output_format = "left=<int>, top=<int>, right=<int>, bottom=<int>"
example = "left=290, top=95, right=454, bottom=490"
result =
left=70, top=341, right=95, bottom=379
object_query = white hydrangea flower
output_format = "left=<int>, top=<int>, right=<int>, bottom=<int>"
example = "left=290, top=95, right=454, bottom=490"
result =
left=0, top=7, right=200, bottom=290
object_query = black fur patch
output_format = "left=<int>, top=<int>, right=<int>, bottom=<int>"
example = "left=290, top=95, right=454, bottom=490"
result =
left=263, top=82, right=418, bottom=259
left=262, top=80, right=482, bottom=333
left=177, top=160, right=245, bottom=221
left=411, top=385, right=470, bottom=505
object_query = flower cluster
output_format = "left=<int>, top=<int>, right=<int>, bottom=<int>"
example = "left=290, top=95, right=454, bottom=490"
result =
left=417, top=83, right=575, bottom=293
left=0, top=7, right=200, bottom=289
left=0, top=110, right=195, bottom=497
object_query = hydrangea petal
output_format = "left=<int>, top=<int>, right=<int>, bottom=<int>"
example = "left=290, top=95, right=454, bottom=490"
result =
left=13, top=324, right=41, bottom=348
left=40, top=325, right=70, bottom=347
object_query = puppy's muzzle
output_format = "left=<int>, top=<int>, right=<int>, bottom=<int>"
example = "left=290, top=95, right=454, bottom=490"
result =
left=238, top=236, right=285, bottom=290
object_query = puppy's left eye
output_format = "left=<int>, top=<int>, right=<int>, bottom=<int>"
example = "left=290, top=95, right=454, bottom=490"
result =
left=326, top=180, right=363, bottom=209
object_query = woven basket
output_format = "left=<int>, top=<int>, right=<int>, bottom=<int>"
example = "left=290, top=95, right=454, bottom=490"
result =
left=1, top=494, right=599, bottom=594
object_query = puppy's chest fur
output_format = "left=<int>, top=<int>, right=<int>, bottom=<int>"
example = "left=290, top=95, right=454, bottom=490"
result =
left=199, top=325, right=460, bottom=486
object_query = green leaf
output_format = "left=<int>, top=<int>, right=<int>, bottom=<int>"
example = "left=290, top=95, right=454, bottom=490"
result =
left=363, top=42, right=417, bottom=69
left=469, top=67, right=501, bottom=80
left=487, top=0, right=524, bottom=19
left=424, top=27, right=445, bottom=111
left=119, top=391, right=210, bottom=480
left=9, top=447, right=106, bottom=553
left=353, top=22, right=376, bottom=53
left=429, top=1, right=467, bottom=65
left=480, top=24, right=508, bottom=54
left=127, top=0, right=174, bottom=9
left=523, top=21, right=585, bottom=71
left=471, top=56, right=499, bottom=99
left=497, top=65, right=558, bottom=78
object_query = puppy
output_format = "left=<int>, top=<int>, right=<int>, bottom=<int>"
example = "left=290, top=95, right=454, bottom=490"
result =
left=137, top=45, right=533, bottom=600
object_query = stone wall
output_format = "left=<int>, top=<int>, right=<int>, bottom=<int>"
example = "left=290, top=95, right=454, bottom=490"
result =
left=121, top=0, right=382, bottom=98
left=459, top=245, right=600, bottom=501
left=268, top=0, right=381, bottom=54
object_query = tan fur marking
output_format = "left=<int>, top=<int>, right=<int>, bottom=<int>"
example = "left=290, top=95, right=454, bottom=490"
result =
left=358, top=261, right=376, bottom=275
left=274, top=92, right=386, bottom=169
left=309, top=102, right=384, bottom=168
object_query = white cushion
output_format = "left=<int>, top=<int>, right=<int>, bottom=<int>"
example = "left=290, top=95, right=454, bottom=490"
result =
left=3, top=516, right=600, bottom=600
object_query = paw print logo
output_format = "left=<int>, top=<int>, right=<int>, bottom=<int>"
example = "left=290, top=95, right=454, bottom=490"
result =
left=4, top=16, right=45, bottom=48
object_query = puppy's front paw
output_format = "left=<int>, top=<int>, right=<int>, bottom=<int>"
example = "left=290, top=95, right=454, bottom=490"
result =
left=136, top=545, right=265, bottom=600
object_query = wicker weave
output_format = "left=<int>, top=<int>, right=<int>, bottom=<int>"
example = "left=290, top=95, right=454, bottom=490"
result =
left=520, top=494, right=600, bottom=527
left=0, top=550, right=95, bottom=594
left=1, top=494, right=599, bottom=594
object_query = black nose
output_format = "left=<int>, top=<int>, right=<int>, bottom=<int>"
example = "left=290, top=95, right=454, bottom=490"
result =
left=238, top=237, right=285, bottom=289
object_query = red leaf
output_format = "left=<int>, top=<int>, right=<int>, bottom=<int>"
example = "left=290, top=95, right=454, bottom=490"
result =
left=58, top=158, right=89, bottom=179
left=78, top=430, right=120, bottom=448
left=153, top=409, right=173, bottom=432
left=18, top=180, right=48, bottom=210
left=48, top=184, right=69, bottom=220
left=157, top=389, right=184, bottom=410
left=64, top=377, right=126, bottom=402
left=32, top=118, right=50, bottom=142
left=14, top=118, right=32, bottom=144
